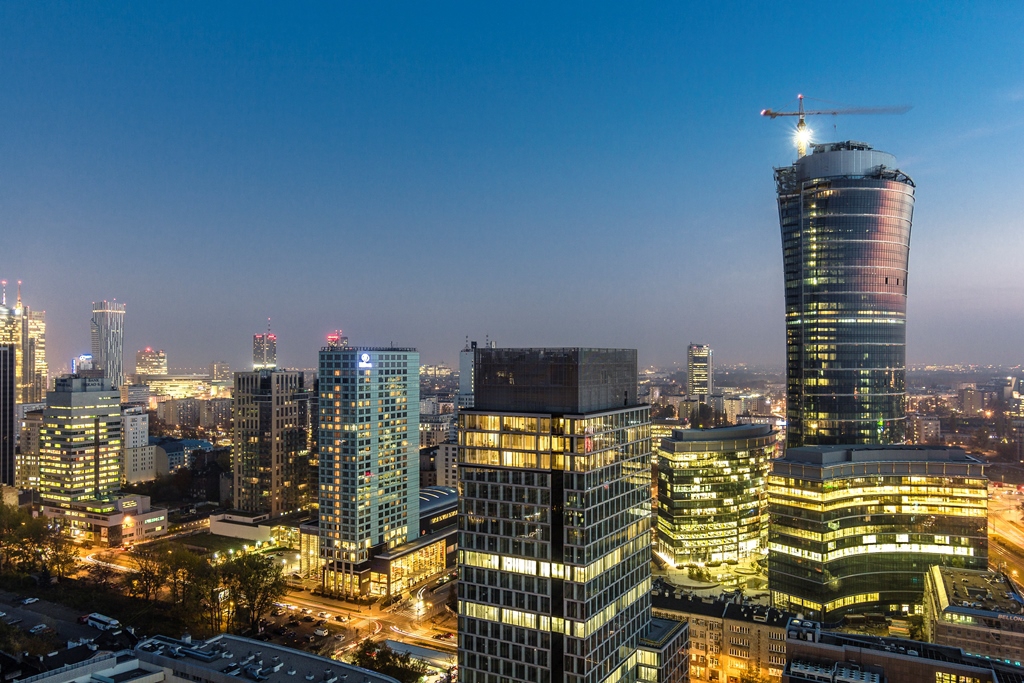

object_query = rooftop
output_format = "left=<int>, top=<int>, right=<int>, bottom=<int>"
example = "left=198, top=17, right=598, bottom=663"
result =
left=419, top=486, right=458, bottom=517
left=135, top=634, right=401, bottom=683
left=651, top=586, right=793, bottom=627
left=928, top=566, right=1024, bottom=617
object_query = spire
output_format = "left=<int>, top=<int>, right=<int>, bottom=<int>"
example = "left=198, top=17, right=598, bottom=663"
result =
left=16, top=281, right=21, bottom=308
left=1, top=281, right=5, bottom=306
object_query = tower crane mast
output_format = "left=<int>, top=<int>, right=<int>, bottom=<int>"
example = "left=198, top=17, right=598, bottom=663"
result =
left=762, top=94, right=912, bottom=157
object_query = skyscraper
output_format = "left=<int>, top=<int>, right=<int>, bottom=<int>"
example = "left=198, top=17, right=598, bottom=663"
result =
left=0, top=281, right=48, bottom=404
left=457, top=348, right=684, bottom=683
left=775, top=141, right=915, bottom=447
left=253, top=331, right=277, bottom=370
left=39, top=375, right=123, bottom=503
left=0, top=345, right=15, bottom=486
left=319, top=340, right=420, bottom=597
left=91, top=300, right=126, bottom=389
left=135, top=347, right=168, bottom=375
left=686, top=343, right=713, bottom=397
left=232, top=369, right=311, bottom=516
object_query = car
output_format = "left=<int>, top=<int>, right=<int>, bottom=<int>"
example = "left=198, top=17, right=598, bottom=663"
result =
left=333, top=615, right=348, bottom=623
left=315, top=619, right=326, bottom=626
left=443, top=632, right=455, bottom=640
left=272, top=608, right=286, bottom=616
left=333, top=634, right=345, bottom=641
left=302, top=615, right=315, bottom=623
left=286, top=619, right=300, bottom=627
left=432, top=633, right=446, bottom=640
left=300, top=608, right=312, bottom=614
left=313, top=627, right=328, bottom=637
left=317, top=611, right=330, bottom=618
left=273, top=627, right=287, bottom=636
left=21, top=598, right=38, bottom=605
left=28, top=624, right=47, bottom=634
left=77, top=615, right=89, bottom=624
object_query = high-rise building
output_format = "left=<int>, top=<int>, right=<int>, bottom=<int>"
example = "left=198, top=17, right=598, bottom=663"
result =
left=91, top=300, right=126, bottom=389
left=122, top=405, right=159, bottom=484
left=0, top=281, right=48, bottom=405
left=767, top=445, right=987, bottom=621
left=208, top=361, right=232, bottom=381
left=232, top=369, right=311, bottom=517
left=16, top=409, right=43, bottom=490
left=39, top=375, right=123, bottom=504
left=686, top=343, right=713, bottom=397
left=775, top=141, right=914, bottom=447
left=655, top=424, right=776, bottom=567
left=135, top=347, right=168, bottom=375
left=319, top=341, right=420, bottom=597
left=253, top=329, right=277, bottom=370
left=457, top=340, right=479, bottom=409
left=0, top=345, right=15, bottom=486
left=457, top=348, right=683, bottom=683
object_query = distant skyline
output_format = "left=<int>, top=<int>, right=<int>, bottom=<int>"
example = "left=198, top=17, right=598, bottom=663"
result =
left=2, top=4, right=1023, bottom=371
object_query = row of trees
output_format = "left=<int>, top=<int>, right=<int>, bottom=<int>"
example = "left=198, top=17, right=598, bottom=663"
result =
left=0, top=504, right=79, bottom=581
left=116, top=546, right=288, bottom=636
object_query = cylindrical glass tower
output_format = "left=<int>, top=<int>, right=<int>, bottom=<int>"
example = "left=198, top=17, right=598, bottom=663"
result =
left=775, top=141, right=915, bottom=447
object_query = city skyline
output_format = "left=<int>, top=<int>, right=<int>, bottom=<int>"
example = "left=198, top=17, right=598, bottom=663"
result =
left=3, top=4, right=1024, bottom=372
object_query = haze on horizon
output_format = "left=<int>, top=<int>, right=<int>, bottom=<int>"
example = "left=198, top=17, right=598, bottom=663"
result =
left=2, top=3, right=1022, bottom=373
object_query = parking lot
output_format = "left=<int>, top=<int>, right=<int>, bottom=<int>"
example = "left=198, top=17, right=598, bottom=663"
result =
left=254, top=603, right=358, bottom=656
left=0, top=591, right=101, bottom=642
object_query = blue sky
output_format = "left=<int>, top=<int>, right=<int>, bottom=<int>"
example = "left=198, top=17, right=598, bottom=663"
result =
left=2, top=3, right=1022, bottom=370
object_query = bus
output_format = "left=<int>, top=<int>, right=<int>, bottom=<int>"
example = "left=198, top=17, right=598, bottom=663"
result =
left=86, top=613, right=121, bottom=631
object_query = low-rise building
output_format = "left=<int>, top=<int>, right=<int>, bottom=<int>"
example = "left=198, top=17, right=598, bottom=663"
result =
left=923, top=565, right=1024, bottom=664
left=652, top=585, right=793, bottom=682
left=41, top=494, right=168, bottom=547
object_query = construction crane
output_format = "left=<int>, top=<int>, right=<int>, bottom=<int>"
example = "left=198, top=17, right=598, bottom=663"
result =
left=761, top=94, right=912, bottom=157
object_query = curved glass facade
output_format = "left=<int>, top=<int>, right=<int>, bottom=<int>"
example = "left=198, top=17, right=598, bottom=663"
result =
left=767, top=446, right=988, bottom=621
left=776, top=142, right=915, bottom=447
left=656, top=424, right=777, bottom=567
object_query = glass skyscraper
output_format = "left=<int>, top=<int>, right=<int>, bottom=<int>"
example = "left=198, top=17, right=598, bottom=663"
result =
left=775, top=141, right=915, bottom=447
left=318, top=340, right=420, bottom=598
left=686, top=343, right=713, bottom=397
left=767, top=445, right=987, bottom=621
left=458, top=348, right=670, bottom=683
left=91, top=300, right=126, bottom=389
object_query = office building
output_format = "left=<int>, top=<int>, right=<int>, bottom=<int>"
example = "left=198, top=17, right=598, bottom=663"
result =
left=0, top=345, right=14, bottom=486
left=41, top=493, right=167, bottom=546
left=458, top=348, right=680, bottom=683
left=656, top=424, right=776, bottom=567
left=39, top=375, right=123, bottom=504
left=784, top=619, right=1022, bottom=683
left=208, top=361, right=232, bottom=381
left=120, top=383, right=150, bottom=407
left=319, top=341, right=421, bottom=597
left=651, top=587, right=792, bottom=683
left=923, top=566, right=1024, bottom=664
left=253, top=330, right=277, bottom=370
left=17, top=408, right=43, bottom=489
left=123, top=405, right=160, bottom=484
left=135, top=347, right=168, bottom=375
left=768, top=445, right=987, bottom=621
left=0, top=281, right=48, bottom=405
left=91, top=300, right=126, bottom=388
left=438, top=441, right=458, bottom=487
left=686, top=343, right=713, bottom=397
left=233, top=369, right=311, bottom=517
left=775, top=141, right=914, bottom=447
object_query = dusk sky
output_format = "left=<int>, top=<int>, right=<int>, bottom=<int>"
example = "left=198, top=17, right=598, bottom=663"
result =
left=2, top=3, right=1022, bottom=372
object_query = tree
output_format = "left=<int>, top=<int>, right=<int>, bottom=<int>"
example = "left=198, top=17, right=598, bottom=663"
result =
left=39, top=524, right=79, bottom=579
left=222, top=554, right=286, bottom=634
left=125, top=548, right=167, bottom=601
left=86, top=557, right=119, bottom=590
left=350, top=640, right=429, bottom=683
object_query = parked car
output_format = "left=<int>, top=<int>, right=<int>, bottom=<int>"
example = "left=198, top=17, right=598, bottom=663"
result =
left=300, top=608, right=312, bottom=614
left=313, top=627, right=328, bottom=637
left=317, top=611, right=330, bottom=618
left=333, top=615, right=348, bottom=623
left=21, top=598, right=38, bottom=605
left=302, top=615, right=314, bottom=623
left=286, top=619, right=300, bottom=627
left=28, top=624, right=47, bottom=634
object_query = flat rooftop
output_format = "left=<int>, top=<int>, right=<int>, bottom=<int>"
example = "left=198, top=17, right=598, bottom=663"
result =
left=929, top=566, right=1024, bottom=617
left=136, top=634, right=400, bottom=683
left=772, top=445, right=986, bottom=480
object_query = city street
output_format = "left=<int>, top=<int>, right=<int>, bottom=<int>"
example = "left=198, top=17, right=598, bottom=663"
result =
left=988, top=488, right=1024, bottom=581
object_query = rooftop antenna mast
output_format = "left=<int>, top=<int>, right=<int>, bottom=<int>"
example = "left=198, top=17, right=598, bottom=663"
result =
left=761, top=94, right=912, bottom=158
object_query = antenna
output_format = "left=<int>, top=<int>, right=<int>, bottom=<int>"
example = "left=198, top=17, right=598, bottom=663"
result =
left=16, top=281, right=22, bottom=308
left=1, top=281, right=5, bottom=306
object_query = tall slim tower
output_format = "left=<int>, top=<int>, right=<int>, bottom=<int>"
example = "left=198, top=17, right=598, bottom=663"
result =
left=91, top=301, right=126, bottom=389
left=253, top=322, right=277, bottom=370
left=457, top=348, right=659, bottom=683
left=686, top=343, right=713, bottom=397
left=0, top=345, right=15, bottom=486
left=319, top=340, right=420, bottom=597
left=775, top=141, right=914, bottom=447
